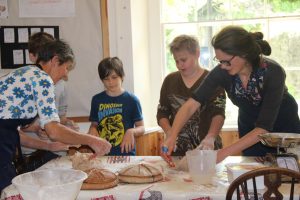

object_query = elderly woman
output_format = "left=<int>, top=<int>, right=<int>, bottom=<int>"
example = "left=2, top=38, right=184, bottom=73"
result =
left=0, top=39, right=111, bottom=192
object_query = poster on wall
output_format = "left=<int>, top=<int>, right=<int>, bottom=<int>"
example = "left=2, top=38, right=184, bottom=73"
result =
left=0, top=0, right=8, bottom=18
left=19, top=0, right=75, bottom=18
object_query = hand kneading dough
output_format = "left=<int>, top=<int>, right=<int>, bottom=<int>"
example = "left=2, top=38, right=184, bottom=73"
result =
left=71, top=152, right=103, bottom=171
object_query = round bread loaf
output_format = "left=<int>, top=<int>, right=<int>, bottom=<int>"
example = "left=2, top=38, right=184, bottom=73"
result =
left=118, top=163, right=163, bottom=183
left=81, top=168, right=118, bottom=190
left=71, top=152, right=104, bottom=171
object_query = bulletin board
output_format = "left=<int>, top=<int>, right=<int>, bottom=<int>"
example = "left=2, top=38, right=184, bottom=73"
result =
left=0, top=26, right=59, bottom=69
left=0, top=0, right=104, bottom=118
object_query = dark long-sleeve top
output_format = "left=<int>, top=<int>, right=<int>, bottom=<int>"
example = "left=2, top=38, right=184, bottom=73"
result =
left=157, top=70, right=226, bottom=155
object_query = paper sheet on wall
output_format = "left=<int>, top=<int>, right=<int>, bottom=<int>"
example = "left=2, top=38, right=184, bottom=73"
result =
left=30, top=28, right=41, bottom=35
left=43, top=28, right=55, bottom=37
left=4, top=28, right=15, bottom=43
left=13, top=50, right=24, bottom=65
left=18, top=28, right=29, bottom=43
left=19, top=0, right=75, bottom=18
left=0, top=0, right=8, bottom=18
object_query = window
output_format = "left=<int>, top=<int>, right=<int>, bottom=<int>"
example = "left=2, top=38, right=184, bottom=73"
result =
left=160, top=0, right=300, bottom=126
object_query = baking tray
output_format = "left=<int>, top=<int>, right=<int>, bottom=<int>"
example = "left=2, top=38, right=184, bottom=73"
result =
left=258, top=133, right=300, bottom=148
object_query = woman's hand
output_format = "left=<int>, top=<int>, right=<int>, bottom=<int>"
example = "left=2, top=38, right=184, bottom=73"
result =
left=120, top=129, right=135, bottom=153
left=89, top=137, right=112, bottom=156
left=162, top=132, right=177, bottom=155
left=48, top=141, right=69, bottom=152
left=37, top=129, right=49, bottom=140
left=197, top=135, right=215, bottom=150
left=63, top=119, right=80, bottom=131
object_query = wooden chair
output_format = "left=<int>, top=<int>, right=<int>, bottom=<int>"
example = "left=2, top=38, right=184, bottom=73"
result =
left=226, top=167, right=300, bottom=200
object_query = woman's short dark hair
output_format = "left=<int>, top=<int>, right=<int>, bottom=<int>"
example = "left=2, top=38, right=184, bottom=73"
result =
left=98, top=57, right=125, bottom=80
left=211, top=26, right=271, bottom=69
left=36, top=39, right=75, bottom=66
left=28, top=32, right=55, bottom=55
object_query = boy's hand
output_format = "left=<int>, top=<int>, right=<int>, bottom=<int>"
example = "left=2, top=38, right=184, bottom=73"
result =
left=120, top=129, right=135, bottom=153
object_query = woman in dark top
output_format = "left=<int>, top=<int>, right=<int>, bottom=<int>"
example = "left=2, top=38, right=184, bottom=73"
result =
left=162, top=25, right=300, bottom=162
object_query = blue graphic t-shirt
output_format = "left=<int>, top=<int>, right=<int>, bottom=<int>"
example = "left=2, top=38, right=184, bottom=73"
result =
left=89, top=91, right=143, bottom=155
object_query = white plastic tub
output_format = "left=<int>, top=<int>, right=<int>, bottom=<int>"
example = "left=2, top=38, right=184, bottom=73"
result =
left=12, top=169, right=87, bottom=200
left=226, top=163, right=265, bottom=190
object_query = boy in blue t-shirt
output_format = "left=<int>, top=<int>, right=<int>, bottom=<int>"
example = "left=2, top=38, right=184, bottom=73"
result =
left=88, top=57, right=145, bottom=155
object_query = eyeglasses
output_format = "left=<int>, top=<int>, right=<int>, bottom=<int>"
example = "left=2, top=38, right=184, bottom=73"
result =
left=213, top=55, right=235, bottom=66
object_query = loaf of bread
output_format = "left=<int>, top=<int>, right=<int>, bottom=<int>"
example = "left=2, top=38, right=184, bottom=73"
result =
left=118, top=163, right=163, bottom=183
left=71, top=152, right=103, bottom=171
left=68, top=145, right=93, bottom=156
left=81, top=168, right=118, bottom=190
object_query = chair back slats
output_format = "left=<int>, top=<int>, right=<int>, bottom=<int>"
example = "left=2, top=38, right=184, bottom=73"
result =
left=242, top=181, right=249, bottom=200
left=226, top=167, right=300, bottom=200
left=237, top=185, right=241, bottom=200
left=289, top=177, right=295, bottom=200
left=252, top=177, right=258, bottom=200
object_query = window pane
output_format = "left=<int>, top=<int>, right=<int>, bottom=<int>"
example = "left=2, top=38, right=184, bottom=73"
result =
left=267, top=0, right=300, bottom=17
left=197, top=0, right=232, bottom=21
left=269, top=18, right=300, bottom=70
left=160, top=0, right=300, bottom=126
left=286, top=70, right=300, bottom=100
left=231, top=0, right=265, bottom=19
left=268, top=18, right=300, bottom=102
left=161, top=0, right=201, bottom=23
left=214, top=0, right=266, bottom=20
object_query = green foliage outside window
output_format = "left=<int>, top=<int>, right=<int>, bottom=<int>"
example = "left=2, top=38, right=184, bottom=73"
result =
left=162, top=0, right=300, bottom=99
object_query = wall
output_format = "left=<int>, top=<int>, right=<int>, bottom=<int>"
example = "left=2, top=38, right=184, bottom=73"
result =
left=1, top=0, right=161, bottom=128
left=0, top=0, right=104, bottom=117
left=107, top=0, right=163, bottom=127
left=106, top=0, right=134, bottom=94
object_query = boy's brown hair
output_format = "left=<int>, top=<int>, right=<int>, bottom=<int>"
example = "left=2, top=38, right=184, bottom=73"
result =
left=98, top=57, right=125, bottom=80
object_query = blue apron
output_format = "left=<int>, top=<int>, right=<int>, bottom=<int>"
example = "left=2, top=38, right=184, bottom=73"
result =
left=0, top=117, right=35, bottom=192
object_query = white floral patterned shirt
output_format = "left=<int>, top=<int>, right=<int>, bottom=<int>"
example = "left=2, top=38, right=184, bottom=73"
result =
left=0, top=65, right=60, bottom=128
